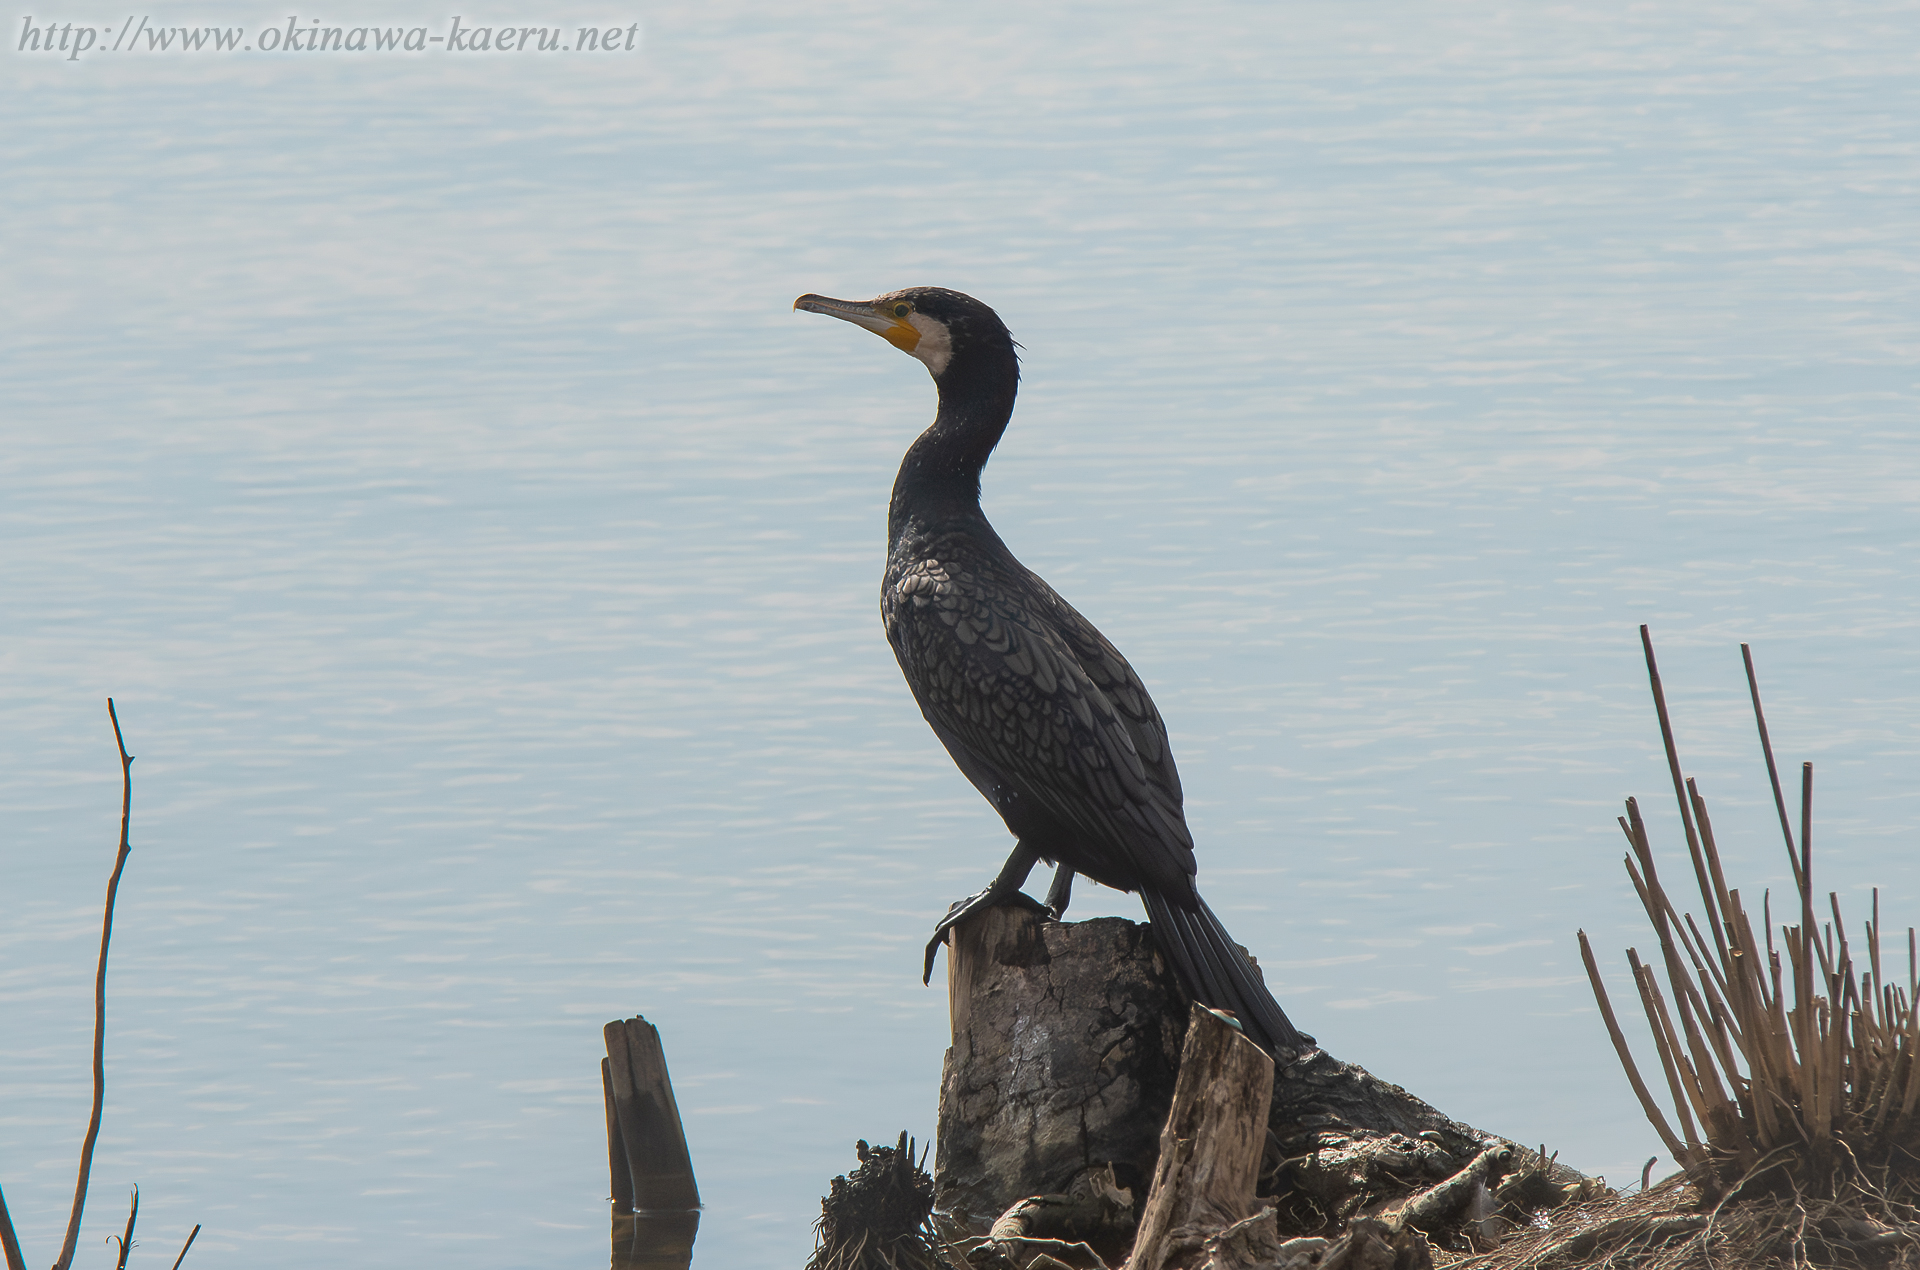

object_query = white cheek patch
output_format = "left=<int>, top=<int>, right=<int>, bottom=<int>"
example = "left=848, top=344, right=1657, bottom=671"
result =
left=906, top=312, right=952, bottom=376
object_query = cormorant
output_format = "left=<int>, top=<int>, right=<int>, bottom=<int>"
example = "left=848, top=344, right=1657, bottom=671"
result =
left=794, top=286, right=1307, bottom=1054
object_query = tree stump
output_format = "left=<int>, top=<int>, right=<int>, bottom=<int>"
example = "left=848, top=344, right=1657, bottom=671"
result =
left=935, top=908, right=1189, bottom=1225
left=934, top=909, right=1591, bottom=1256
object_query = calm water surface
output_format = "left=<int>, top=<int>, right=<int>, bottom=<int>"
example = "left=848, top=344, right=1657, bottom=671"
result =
left=5, top=3, right=1918, bottom=1266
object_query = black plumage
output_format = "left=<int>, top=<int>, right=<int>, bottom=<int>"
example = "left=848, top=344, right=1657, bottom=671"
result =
left=794, top=286, right=1306, bottom=1054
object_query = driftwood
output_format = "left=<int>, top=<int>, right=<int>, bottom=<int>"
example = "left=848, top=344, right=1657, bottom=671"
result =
left=1171, top=1208, right=1435, bottom=1270
left=1383, top=1143, right=1510, bottom=1237
left=1315, top=1216, right=1434, bottom=1270
left=937, top=907, right=1592, bottom=1266
left=934, top=1164, right=1132, bottom=1270
left=1127, top=1006, right=1274, bottom=1270
left=989, top=1165, right=1136, bottom=1246
left=603, top=1016, right=699, bottom=1270
left=1197, top=1209, right=1297, bottom=1270
left=982, top=1013, right=1496, bottom=1270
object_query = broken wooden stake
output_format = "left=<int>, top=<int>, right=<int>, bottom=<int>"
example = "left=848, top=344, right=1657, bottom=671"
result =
left=603, top=1015, right=699, bottom=1270
left=1127, top=1004, right=1275, bottom=1270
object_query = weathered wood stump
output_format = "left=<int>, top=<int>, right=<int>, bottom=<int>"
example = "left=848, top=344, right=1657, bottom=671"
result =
left=936, top=909, right=1189, bottom=1226
left=1128, top=1006, right=1273, bottom=1270
left=935, top=909, right=1592, bottom=1263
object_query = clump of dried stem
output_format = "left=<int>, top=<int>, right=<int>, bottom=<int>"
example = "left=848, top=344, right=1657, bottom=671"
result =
left=1581, top=630, right=1920, bottom=1200
left=806, top=1133, right=943, bottom=1270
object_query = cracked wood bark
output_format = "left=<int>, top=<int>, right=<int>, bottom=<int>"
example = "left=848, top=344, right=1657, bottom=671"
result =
left=1127, top=1004, right=1274, bottom=1270
left=935, top=909, right=1577, bottom=1238
left=936, top=908, right=1189, bottom=1226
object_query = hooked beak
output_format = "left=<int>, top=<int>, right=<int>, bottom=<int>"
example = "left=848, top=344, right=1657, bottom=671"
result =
left=793, top=293, right=922, bottom=353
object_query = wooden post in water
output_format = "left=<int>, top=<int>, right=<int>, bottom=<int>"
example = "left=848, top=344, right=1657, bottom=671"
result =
left=603, top=1015, right=700, bottom=1270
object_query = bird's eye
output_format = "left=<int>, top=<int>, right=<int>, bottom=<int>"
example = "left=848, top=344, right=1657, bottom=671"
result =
left=892, top=302, right=913, bottom=319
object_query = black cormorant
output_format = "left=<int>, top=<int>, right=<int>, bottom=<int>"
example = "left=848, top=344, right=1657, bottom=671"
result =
left=794, top=286, right=1306, bottom=1054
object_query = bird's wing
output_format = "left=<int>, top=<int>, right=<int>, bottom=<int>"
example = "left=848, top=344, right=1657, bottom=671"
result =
left=884, top=546, right=1195, bottom=894
left=1016, top=564, right=1184, bottom=804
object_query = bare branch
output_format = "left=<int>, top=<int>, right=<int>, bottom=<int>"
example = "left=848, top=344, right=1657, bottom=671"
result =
left=53, top=701, right=135, bottom=1270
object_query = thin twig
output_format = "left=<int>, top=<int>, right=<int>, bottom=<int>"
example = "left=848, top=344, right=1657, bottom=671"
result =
left=53, top=701, right=135, bottom=1270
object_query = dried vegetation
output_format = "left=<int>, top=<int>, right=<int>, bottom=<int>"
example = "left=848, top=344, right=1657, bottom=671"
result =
left=1464, top=630, right=1920, bottom=1269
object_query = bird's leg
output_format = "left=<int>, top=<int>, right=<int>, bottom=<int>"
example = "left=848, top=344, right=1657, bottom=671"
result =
left=1044, top=865, right=1074, bottom=919
left=922, top=841, right=1048, bottom=983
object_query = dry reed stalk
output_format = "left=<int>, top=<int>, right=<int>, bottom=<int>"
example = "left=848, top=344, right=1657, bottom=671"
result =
left=108, top=1187, right=136, bottom=1270
left=0, top=1188, right=24, bottom=1270
left=169, top=1224, right=200, bottom=1270
left=1582, top=631, right=1920, bottom=1196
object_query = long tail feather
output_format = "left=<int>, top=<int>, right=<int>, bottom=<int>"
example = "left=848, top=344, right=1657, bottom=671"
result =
left=1142, top=888, right=1304, bottom=1054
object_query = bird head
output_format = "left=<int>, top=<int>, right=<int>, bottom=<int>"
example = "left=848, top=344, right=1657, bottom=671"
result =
left=793, top=287, right=1014, bottom=382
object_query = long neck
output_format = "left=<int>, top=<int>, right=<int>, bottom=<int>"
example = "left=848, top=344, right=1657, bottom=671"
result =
left=887, top=345, right=1019, bottom=543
